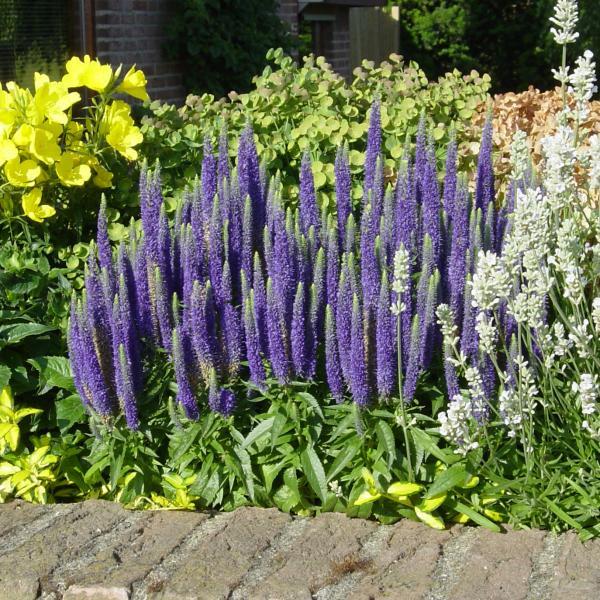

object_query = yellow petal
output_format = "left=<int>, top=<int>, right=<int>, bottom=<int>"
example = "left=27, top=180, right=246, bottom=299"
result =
left=0, top=139, right=18, bottom=165
left=5, top=158, right=41, bottom=187
left=117, top=66, right=150, bottom=101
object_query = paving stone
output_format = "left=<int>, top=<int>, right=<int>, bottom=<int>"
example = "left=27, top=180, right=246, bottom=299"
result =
left=0, top=499, right=48, bottom=537
left=54, top=509, right=208, bottom=592
left=0, top=500, right=125, bottom=597
left=348, top=519, right=452, bottom=600
left=148, top=507, right=291, bottom=599
left=550, top=532, right=600, bottom=599
left=246, top=512, right=379, bottom=599
left=63, top=585, right=130, bottom=600
left=446, top=528, right=546, bottom=600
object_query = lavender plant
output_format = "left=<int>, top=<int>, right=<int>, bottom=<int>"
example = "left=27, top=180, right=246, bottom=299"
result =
left=435, top=0, right=600, bottom=534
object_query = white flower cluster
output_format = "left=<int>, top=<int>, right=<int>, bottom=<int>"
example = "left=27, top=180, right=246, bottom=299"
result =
left=471, top=251, right=512, bottom=311
left=573, top=374, right=599, bottom=437
left=542, top=321, right=573, bottom=370
left=541, top=127, right=577, bottom=212
left=567, top=50, right=598, bottom=122
left=391, top=245, right=410, bottom=316
left=475, top=312, right=497, bottom=355
left=509, top=130, right=530, bottom=181
left=568, top=318, right=593, bottom=359
left=592, top=297, right=600, bottom=335
left=438, top=394, right=480, bottom=456
left=464, top=366, right=488, bottom=422
left=436, top=304, right=459, bottom=347
left=499, top=357, right=540, bottom=438
left=550, top=218, right=586, bottom=305
left=587, top=135, right=600, bottom=189
left=549, top=0, right=579, bottom=45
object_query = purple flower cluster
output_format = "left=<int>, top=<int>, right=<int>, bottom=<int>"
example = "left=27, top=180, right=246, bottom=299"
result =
left=69, top=103, right=505, bottom=427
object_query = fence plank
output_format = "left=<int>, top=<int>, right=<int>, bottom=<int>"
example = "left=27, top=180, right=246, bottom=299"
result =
left=349, top=6, right=399, bottom=70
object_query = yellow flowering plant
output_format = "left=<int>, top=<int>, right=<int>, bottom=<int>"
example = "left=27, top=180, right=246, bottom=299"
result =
left=0, top=55, right=149, bottom=227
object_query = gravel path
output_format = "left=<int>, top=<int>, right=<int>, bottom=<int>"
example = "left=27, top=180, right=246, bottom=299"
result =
left=0, top=500, right=598, bottom=599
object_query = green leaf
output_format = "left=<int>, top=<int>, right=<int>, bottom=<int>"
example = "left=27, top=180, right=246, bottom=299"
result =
left=425, top=464, right=469, bottom=498
left=241, top=417, right=275, bottom=449
left=0, top=323, right=55, bottom=348
left=297, top=392, right=324, bottom=420
left=410, top=428, right=456, bottom=464
left=55, top=395, right=86, bottom=432
left=0, top=365, right=11, bottom=389
left=234, top=445, right=255, bottom=501
left=452, top=500, right=501, bottom=533
left=326, top=437, right=360, bottom=482
left=545, top=498, right=582, bottom=530
left=300, top=445, right=327, bottom=503
left=28, top=356, right=74, bottom=393
left=376, top=421, right=396, bottom=465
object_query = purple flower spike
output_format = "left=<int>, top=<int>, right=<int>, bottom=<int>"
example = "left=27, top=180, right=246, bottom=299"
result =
left=376, top=272, right=395, bottom=400
left=325, top=304, right=344, bottom=403
left=326, top=226, right=339, bottom=315
left=475, top=117, right=495, bottom=223
left=291, top=281, right=308, bottom=378
left=350, top=294, right=369, bottom=406
left=244, top=291, right=266, bottom=388
left=201, top=136, right=217, bottom=221
left=238, top=124, right=264, bottom=236
left=335, top=144, right=351, bottom=246
left=172, top=326, right=199, bottom=420
left=402, top=313, right=421, bottom=404
left=96, top=196, right=113, bottom=282
left=443, top=134, right=458, bottom=219
left=189, top=280, right=219, bottom=384
left=364, top=100, right=381, bottom=200
left=266, top=277, right=290, bottom=383
left=336, top=260, right=352, bottom=384
left=447, top=182, right=470, bottom=327
left=299, top=152, right=320, bottom=236
left=218, top=124, right=230, bottom=187
left=253, top=252, right=269, bottom=356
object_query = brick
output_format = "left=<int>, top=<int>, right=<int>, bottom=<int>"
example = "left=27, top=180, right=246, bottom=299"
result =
left=63, top=586, right=129, bottom=600
left=0, top=501, right=125, bottom=597
left=148, top=508, right=291, bottom=599
left=551, top=532, right=600, bottom=599
left=349, top=520, right=451, bottom=600
left=447, top=528, right=546, bottom=600
left=246, top=512, right=378, bottom=599
left=55, top=510, right=208, bottom=591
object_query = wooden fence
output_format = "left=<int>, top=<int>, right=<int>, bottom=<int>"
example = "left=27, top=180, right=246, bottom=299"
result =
left=349, top=6, right=400, bottom=70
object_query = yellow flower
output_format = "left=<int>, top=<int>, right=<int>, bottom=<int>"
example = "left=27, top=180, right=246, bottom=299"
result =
left=117, top=66, right=150, bottom=101
left=0, top=138, right=18, bottom=165
left=63, top=55, right=113, bottom=93
left=33, top=73, right=81, bottom=125
left=4, top=157, right=41, bottom=187
left=92, top=163, right=114, bottom=188
left=106, top=120, right=142, bottom=160
left=0, top=88, right=16, bottom=136
left=29, top=128, right=61, bottom=164
left=21, top=188, right=55, bottom=222
left=55, top=152, right=92, bottom=186
left=12, top=123, right=34, bottom=146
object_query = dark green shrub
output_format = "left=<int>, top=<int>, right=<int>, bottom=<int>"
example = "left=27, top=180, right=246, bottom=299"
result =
left=164, top=0, right=293, bottom=97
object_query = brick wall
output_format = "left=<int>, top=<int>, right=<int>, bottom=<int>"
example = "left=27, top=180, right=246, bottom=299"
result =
left=324, top=8, right=351, bottom=79
left=277, top=0, right=299, bottom=36
left=94, top=0, right=185, bottom=105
